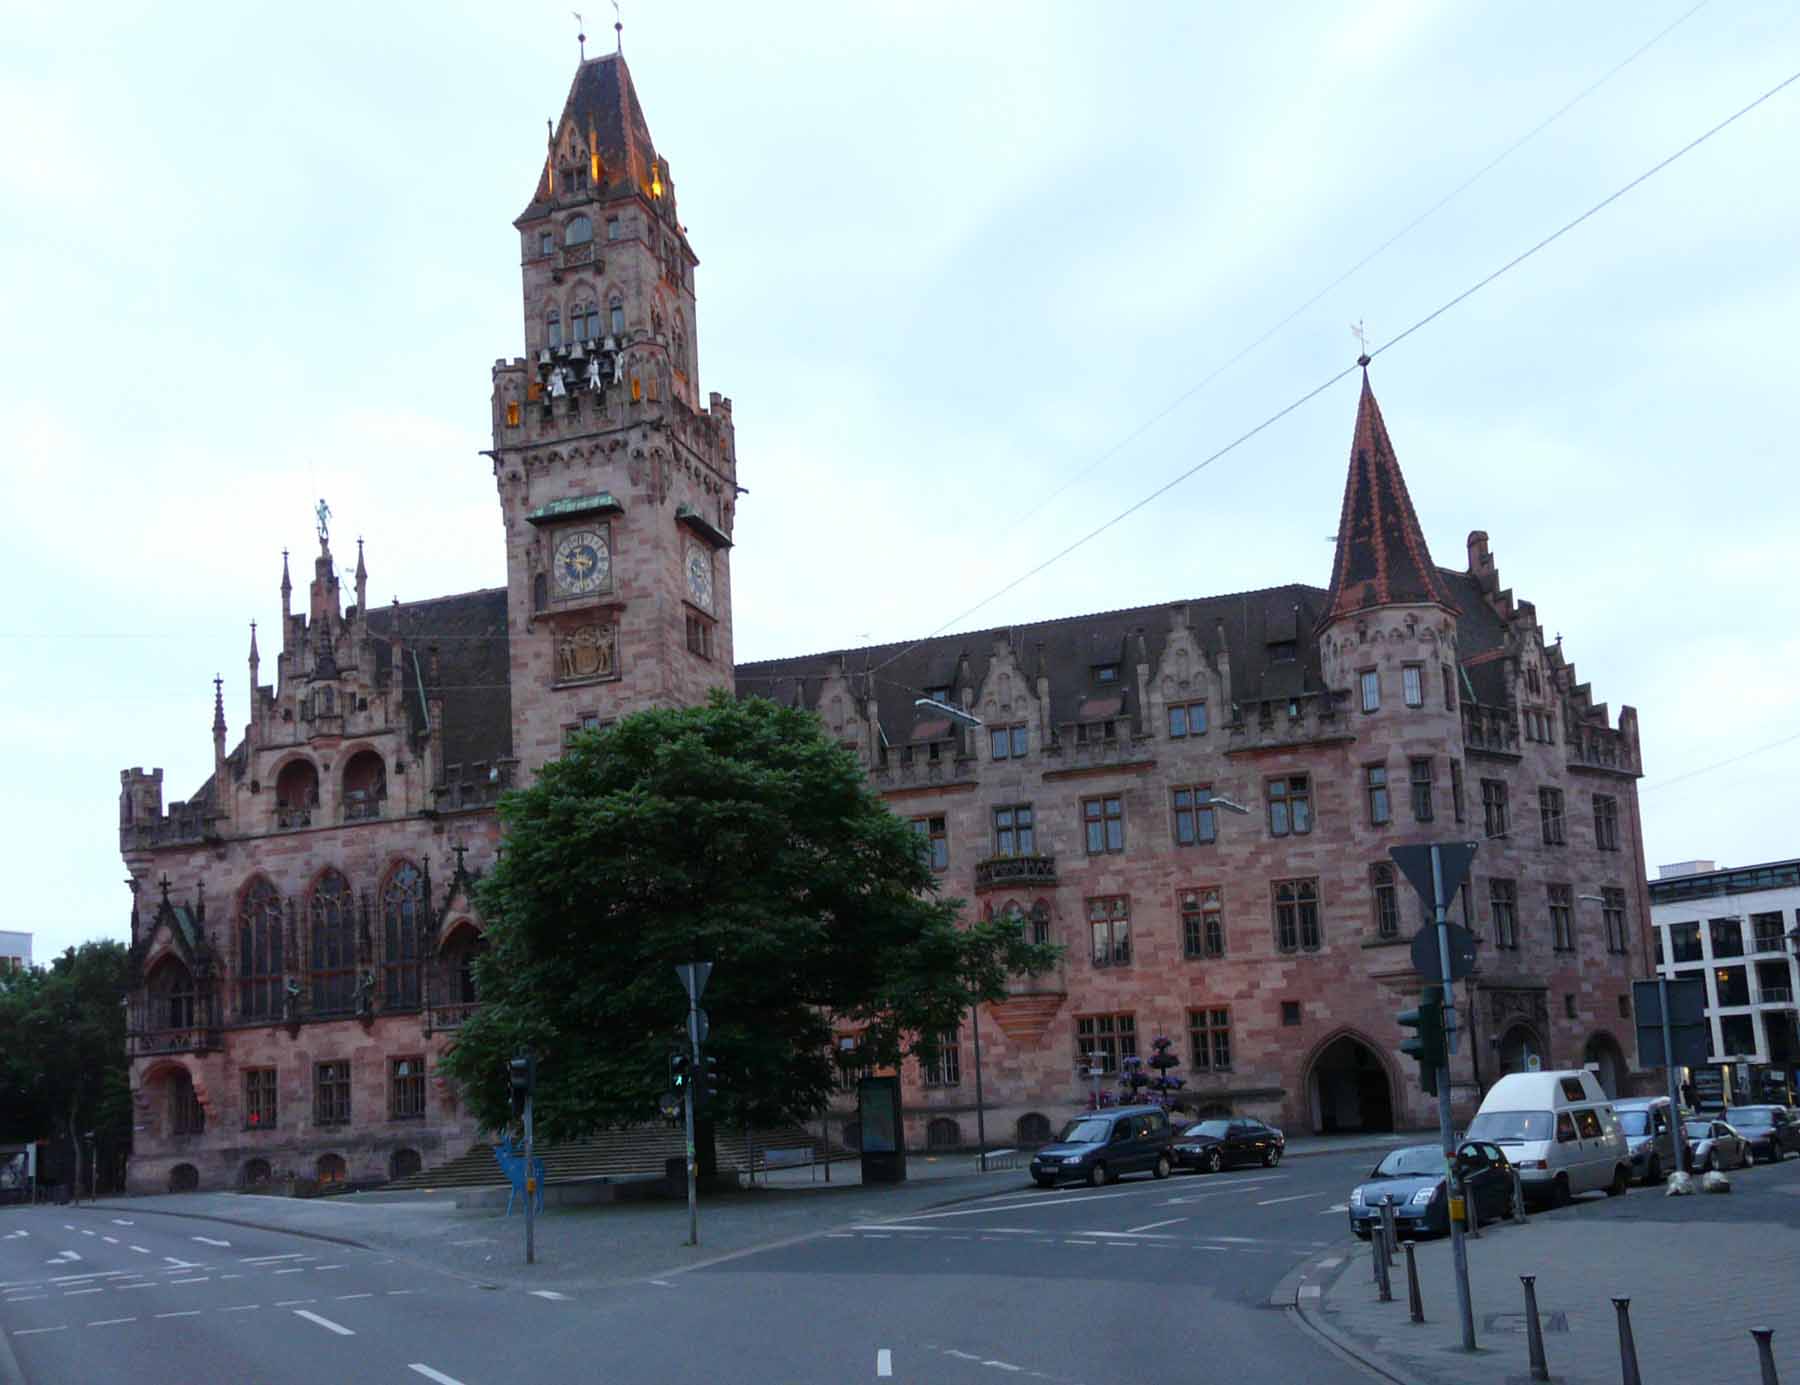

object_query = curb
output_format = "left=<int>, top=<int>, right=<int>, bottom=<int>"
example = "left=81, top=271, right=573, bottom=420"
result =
left=82, top=1200, right=370, bottom=1253
left=0, top=1316, right=26, bottom=1385
left=1280, top=1239, right=1429, bottom=1385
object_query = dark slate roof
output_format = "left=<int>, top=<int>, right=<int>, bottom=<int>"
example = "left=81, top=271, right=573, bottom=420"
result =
left=367, top=587, right=512, bottom=773
left=734, top=584, right=1332, bottom=739
left=1439, top=569, right=1510, bottom=706
left=518, top=53, right=660, bottom=222
left=1320, top=373, right=1460, bottom=629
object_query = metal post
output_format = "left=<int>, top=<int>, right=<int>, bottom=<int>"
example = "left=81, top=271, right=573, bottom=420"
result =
left=972, top=1003, right=988, bottom=1173
left=1374, top=1223, right=1393, bottom=1302
left=1660, top=974, right=1687, bottom=1175
left=684, top=996, right=700, bottom=1247
left=1432, top=845, right=1478, bottom=1351
left=821, top=1111, right=830, bottom=1183
left=1404, top=1241, right=1424, bottom=1323
left=1380, top=1196, right=1398, bottom=1267
left=1511, top=1166, right=1529, bottom=1224
left=522, top=1091, right=536, bottom=1266
left=1613, top=1297, right=1643, bottom=1385
left=1752, top=1327, right=1780, bottom=1385
left=1521, top=1276, right=1549, bottom=1382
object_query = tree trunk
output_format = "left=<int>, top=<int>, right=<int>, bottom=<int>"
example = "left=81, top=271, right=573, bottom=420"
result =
left=67, top=1098, right=82, bottom=1204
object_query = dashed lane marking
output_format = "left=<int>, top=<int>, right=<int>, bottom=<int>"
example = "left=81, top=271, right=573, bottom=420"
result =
left=312, top=1264, right=347, bottom=1271
left=240, top=1253, right=310, bottom=1264
left=408, top=1366, right=468, bottom=1385
left=1125, top=1217, right=1187, bottom=1234
left=86, top=1317, right=136, bottom=1327
left=530, top=1290, right=569, bottom=1301
left=1256, top=1193, right=1323, bottom=1206
left=155, top=1311, right=202, bottom=1319
left=878, top=1347, right=893, bottom=1377
left=336, top=1293, right=374, bottom=1301
left=293, top=1309, right=354, bottom=1336
left=65, top=1289, right=105, bottom=1297
left=220, top=1305, right=259, bottom=1313
left=1064, top=1240, right=1098, bottom=1246
left=169, top=1277, right=211, bottom=1285
left=272, top=1268, right=307, bottom=1275
left=110, top=1219, right=133, bottom=1226
left=275, top=1299, right=317, bottom=1308
left=191, top=1236, right=232, bottom=1247
left=102, top=1237, right=119, bottom=1245
left=129, top=1246, right=150, bottom=1254
left=80, top=1230, right=96, bottom=1238
left=13, top=1326, right=67, bottom=1336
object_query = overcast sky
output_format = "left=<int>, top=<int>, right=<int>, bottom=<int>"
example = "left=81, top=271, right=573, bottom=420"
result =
left=5, top=2, right=1797, bottom=962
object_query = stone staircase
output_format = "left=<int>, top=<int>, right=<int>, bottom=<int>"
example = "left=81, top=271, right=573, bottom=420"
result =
left=386, top=1123, right=840, bottom=1191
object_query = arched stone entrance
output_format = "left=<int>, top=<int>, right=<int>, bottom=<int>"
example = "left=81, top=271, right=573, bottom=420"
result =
left=1498, top=1024, right=1542, bottom=1076
left=1307, top=1033, right=1395, bottom=1134
left=1584, top=1033, right=1627, bottom=1098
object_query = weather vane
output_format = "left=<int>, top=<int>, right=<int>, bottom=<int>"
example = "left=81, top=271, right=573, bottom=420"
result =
left=612, top=0, right=623, bottom=53
left=316, top=498, right=332, bottom=546
left=1351, top=319, right=1370, bottom=361
left=573, top=10, right=586, bottom=60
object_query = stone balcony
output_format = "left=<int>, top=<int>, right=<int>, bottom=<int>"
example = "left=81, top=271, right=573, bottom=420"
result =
left=974, top=854, right=1058, bottom=893
left=127, top=1024, right=219, bottom=1058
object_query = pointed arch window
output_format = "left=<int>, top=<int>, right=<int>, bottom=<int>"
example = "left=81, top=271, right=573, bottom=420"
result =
left=237, top=877, right=285, bottom=1020
left=546, top=308, right=562, bottom=350
left=566, top=214, right=593, bottom=246
left=382, top=862, right=424, bottom=1009
left=582, top=301, right=599, bottom=341
left=147, top=957, right=196, bottom=1032
left=609, top=296, right=625, bottom=336
left=309, top=871, right=356, bottom=1015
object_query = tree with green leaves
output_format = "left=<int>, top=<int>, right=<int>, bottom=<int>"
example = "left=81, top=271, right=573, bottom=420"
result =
left=0, top=941, right=132, bottom=1194
left=442, top=693, right=1060, bottom=1147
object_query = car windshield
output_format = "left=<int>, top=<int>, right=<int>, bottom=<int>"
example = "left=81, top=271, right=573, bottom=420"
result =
left=1683, top=1121, right=1713, bottom=1140
left=1058, top=1118, right=1111, bottom=1144
left=1181, top=1121, right=1231, bottom=1140
left=1372, top=1146, right=1443, bottom=1178
left=1725, top=1108, right=1773, bottom=1127
left=1617, top=1110, right=1652, bottom=1136
left=1466, top=1110, right=1552, bottom=1143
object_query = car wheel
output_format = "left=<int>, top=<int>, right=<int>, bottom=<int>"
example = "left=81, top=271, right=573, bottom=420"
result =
left=1607, top=1165, right=1629, bottom=1198
left=1088, top=1162, right=1109, bottom=1188
left=1263, top=1146, right=1282, bottom=1168
left=1153, top=1154, right=1172, bottom=1180
left=1204, top=1149, right=1223, bottom=1175
left=1552, top=1174, right=1572, bottom=1208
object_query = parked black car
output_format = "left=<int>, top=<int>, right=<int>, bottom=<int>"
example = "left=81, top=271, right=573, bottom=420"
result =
left=1348, top=1141, right=1516, bottom=1240
left=1171, top=1117, right=1285, bottom=1173
left=1029, top=1106, right=1174, bottom=1188
left=1723, top=1106, right=1800, bottom=1163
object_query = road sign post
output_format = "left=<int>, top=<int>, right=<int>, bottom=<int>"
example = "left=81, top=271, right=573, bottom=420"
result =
left=508, top=1053, right=536, bottom=1266
left=675, top=962, right=712, bottom=1247
left=1632, top=974, right=1708, bottom=1176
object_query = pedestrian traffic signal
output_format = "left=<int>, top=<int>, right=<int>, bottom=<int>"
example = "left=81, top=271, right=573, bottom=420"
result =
left=1398, top=986, right=1445, bottom=1097
left=669, top=1051, right=691, bottom=1094
left=508, top=1053, right=536, bottom=1119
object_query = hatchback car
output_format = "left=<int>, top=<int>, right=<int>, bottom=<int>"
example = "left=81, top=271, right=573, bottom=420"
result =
left=1723, top=1106, right=1800, bottom=1163
left=1347, top=1142, right=1516, bottom=1240
left=1171, top=1117, right=1285, bottom=1174
left=1684, top=1118, right=1749, bottom=1172
left=1028, top=1106, right=1174, bottom=1188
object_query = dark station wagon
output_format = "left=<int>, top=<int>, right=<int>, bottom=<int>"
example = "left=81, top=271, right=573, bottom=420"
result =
left=1029, top=1106, right=1175, bottom=1188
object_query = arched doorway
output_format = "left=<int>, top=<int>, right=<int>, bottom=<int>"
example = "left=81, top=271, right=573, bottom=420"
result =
left=388, top=1148, right=423, bottom=1182
left=926, top=1117, right=962, bottom=1151
left=241, top=1158, right=272, bottom=1188
left=1584, top=1033, right=1627, bottom=1098
left=316, top=1153, right=347, bottom=1185
left=1016, top=1112, right=1051, bottom=1146
left=1499, top=1024, right=1542, bottom=1076
left=1307, top=1034, right=1395, bottom=1134
left=168, top=1164, right=199, bottom=1193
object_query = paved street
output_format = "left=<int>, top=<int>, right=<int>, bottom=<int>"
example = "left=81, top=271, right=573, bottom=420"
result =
left=4, top=1143, right=1403, bottom=1383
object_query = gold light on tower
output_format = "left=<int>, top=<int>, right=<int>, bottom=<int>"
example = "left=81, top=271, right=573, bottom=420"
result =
left=589, top=127, right=601, bottom=184
left=649, top=161, right=664, bottom=199
left=506, top=401, right=521, bottom=427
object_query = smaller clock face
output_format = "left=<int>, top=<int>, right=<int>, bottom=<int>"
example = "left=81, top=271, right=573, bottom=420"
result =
left=686, top=543, right=714, bottom=611
left=553, top=528, right=610, bottom=596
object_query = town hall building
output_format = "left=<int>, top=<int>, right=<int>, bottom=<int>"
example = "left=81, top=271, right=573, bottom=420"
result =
left=118, top=51, right=1650, bottom=1193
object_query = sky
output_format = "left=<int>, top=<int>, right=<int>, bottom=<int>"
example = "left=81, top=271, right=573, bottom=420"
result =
left=3, top=1, right=1797, bottom=962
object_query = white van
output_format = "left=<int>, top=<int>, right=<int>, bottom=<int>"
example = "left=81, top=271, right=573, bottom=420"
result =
left=1464, top=1070, right=1631, bottom=1206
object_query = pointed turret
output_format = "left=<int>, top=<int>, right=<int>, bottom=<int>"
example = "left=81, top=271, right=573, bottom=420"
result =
left=248, top=621, right=260, bottom=699
left=280, top=549, right=292, bottom=621
left=1319, top=369, right=1459, bottom=630
left=212, top=674, right=226, bottom=745
left=518, top=53, right=671, bottom=221
left=354, top=537, right=368, bottom=617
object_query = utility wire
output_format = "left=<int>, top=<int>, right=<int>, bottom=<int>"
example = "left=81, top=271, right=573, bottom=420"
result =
left=1013, top=1, right=1713, bottom=527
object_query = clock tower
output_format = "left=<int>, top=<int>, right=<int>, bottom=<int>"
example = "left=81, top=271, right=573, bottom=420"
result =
left=490, top=52, right=740, bottom=779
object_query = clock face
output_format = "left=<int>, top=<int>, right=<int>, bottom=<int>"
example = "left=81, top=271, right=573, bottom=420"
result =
left=553, top=528, right=610, bottom=596
left=685, top=543, right=714, bottom=612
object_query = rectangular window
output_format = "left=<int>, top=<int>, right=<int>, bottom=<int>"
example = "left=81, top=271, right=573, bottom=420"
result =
left=244, top=1068, right=277, bottom=1131
left=1180, top=887, right=1225, bottom=960
left=1669, top=921, right=1703, bottom=964
left=1603, top=888, right=1629, bottom=955
left=1188, top=1007, right=1232, bottom=1071
left=389, top=1056, right=426, bottom=1120
left=1408, top=758, right=1434, bottom=822
left=605, top=215, right=622, bottom=240
left=1075, top=1013, right=1136, bottom=1074
left=1594, top=795, right=1620, bottom=851
left=1094, top=664, right=1120, bottom=683
left=171, top=1079, right=205, bottom=1136
left=1481, top=779, right=1509, bottom=838
left=314, top=1061, right=351, bottom=1127
left=1539, top=786, right=1566, bottom=845
left=1083, top=796, right=1125, bottom=854
left=1171, top=786, right=1217, bottom=846
left=1266, top=774, right=1312, bottom=837
left=993, top=804, right=1034, bottom=856
left=1549, top=883, right=1574, bottom=952
left=1282, top=1001, right=1302, bottom=1027
left=911, top=816, right=948, bottom=872
left=1710, top=917, right=1744, bottom=958
left=1450, top=760, right=1465, bottom=823
left=1167, top=701, right=1208, bottom=738
left=1365, top=765, right=1391, bottom=825
left=1274, top=877, right=1322, bottom=953
left=1402, top=665, right=1424, bottom=708
left=1371, top=863, right=1401, bottom=939
left=1490, top=879, right=1519, bottom=950
left=1360, top=669, right=1380, bottom=713
left=1753, top=912, right=1787, bottom=952
left=923, top=1030, right=961, bottom=1087
left=989, top=724, right=1028, bottom=759
left=685, top=613, right=713, bottom=660
left=1443, top=663, right=1456, bottom=711
left=1087, top=896, right=1131, bottom=968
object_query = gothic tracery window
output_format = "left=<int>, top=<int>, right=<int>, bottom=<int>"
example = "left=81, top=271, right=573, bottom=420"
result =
left=382, top=862, right=424, bottom=1008
left=309, top=870, right=356, bottom=1015
left=237, top=877, right=284, bottom=1020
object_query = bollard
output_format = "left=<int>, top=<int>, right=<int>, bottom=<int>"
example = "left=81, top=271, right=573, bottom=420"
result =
left=1520, top=1276, right=1550, bottom=1383
left=1752, top=1327, right=1780, bottom=1385
left=1511, top=1166, right=1529, bottom=1224
left=1613, top=1297, right=1643, bottom=1385
left=1381, top=1197, right=1399, bottom=1267
left=1374, top=1223, right=1393, bottom=1303
left=1371, top=1224, right=1384, bottom=1286
left=1465, top=1185, right=1482, bottom=1240
left=1405, top=1240, right=1424, bottom=1323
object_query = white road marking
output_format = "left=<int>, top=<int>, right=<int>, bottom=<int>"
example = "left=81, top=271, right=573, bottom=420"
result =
left=155, top=1310, right=202, bottom=1319
left=336, top=1293, right=374, bottom=1301
left=649, top=1280, right=675, bottom=1288
left=162, top=1257, right=202, bottom=1268
left=111, top=1219, right=133, bottom=1226
left=87, top=1317, right=136, bottom=1326
left=386, top=1289, right=416, bottom=1295
left=530, top=1290, right=569, bottom=1300
left=1322, top=1204, right=1350, bottom=1214
left=4, top=1294, right=46, bottom=1301
left=220, top=1304, right=260, bottom=1313
left=945, top=1350, right=982, bottom=1361
left=1207, top=1235, right=1262, bottom=1243
left=294, top=1308, right=354, bottom=1335
left=863, top=1233, right=891, bottom=1239
left=240, top=1253, right=310, bottom=1264
left=80, top=1230, right=96, bottom=1237
left=1299, top=1284, right=1322, bottom=1300
left=51, top=1271, right=123, bottom=1283
left=14, top=1326, right=68, bottom=1336
left=408, top=1366, right=468, bottom=1385
left=102, top=1236, right=119, bottom=1245
left=65, top=1288, right=105, bottom=1296
left=1076, top=1230, right=1179, bottom=1241
left=130, top=1246, right=150, bottom=1254
left=220, top=1274, right=243, bottom=1280
left=1257, top=1193, right=1322, bottom=1206
left=450, top=1238, right=494, bottom=1247
left=117, top=1283, right=155, bottom=1291
left=63, top=1224, right=75, bottom=1231
left=877, top=1347, right=893, bottom=1376
left=272, top=1268, right=307, bottom=1275
left=1064, top=1239, right=1098, bottom=1246
left=825, top=1233, right=854, bottom=1238
left=169, top=1277, right=211, bottom=1285
left=1126, top=1217, right=1187, bottom=1233
left=983, top=1361, right=1023, bottom=1372
left=191, top=1236, right=232, bottom=1247
left=47, top=1251, right=81, bottom=1264
left=275, top=1299, right=317, bottom=1307
left=312, top=1264, right=347, bottom=1271
left=1317, top=1257, right=1344, bottom=1269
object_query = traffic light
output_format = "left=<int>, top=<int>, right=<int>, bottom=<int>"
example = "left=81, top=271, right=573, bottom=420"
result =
left=1398, top=986, right=1445, bottom=1097
left=669, top=1051, right=691, bottom=1095
left=508, top=1053, right=536, bottom=1120
left=695, top=1054, right=719, bottom=1113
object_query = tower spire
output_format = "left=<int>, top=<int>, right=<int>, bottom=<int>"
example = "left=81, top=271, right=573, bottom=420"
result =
left=280, top=548, right=292, bottom=617
left=355, top=537, right=368, bottom=616
left=1319, top=371, right=1459, bottom=631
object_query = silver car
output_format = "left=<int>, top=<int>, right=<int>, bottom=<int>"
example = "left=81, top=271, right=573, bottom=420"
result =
left=1684, top=1117, right=1749, bottom=1172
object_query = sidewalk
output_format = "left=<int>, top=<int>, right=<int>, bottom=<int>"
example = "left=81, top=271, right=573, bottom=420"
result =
left=1294, top=1180, right=1800, bottom=1384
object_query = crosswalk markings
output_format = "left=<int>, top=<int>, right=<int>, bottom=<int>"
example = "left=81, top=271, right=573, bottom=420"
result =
left=293, top=1308, right=355, bottom=1336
